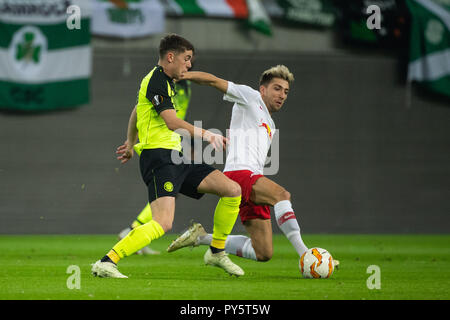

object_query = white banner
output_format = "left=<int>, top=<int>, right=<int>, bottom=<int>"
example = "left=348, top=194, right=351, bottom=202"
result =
left=0, top=0, right=91, bottom=110
left=0, top=0, right=91, bottom=24
left=0, top=46, right=91, bottom=84
left=91, top=0, right=165, bottom=38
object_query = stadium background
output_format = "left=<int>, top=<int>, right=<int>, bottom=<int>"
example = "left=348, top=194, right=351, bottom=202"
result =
left=1, top=0, right=449, bottom=236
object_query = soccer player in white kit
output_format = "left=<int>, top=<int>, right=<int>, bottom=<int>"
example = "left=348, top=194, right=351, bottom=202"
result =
left=167, top=65, right=312, bottom=263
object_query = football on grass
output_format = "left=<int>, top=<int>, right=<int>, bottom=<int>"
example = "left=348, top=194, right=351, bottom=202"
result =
left=300, top=247, right=334, bottom=279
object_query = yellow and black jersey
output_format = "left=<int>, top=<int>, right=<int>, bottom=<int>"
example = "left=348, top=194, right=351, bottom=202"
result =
left=134, top=65, right=181, bottom=155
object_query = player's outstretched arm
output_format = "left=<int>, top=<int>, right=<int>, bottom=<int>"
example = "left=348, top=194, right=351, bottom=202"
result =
left=116, top=105, right=138, bottom=164
left=160, top=109, right=228, bottom=150
left=180, top=71, right=228, bottom=94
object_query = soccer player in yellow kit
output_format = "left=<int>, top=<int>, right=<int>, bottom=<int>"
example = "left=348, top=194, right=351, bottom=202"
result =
left=91, top=34, right=244, bottom=278
left=117, top=80, right=192, bottom=255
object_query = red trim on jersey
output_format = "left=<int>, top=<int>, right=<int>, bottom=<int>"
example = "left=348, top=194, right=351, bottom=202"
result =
left=277, top=212, right=296, bottom=226
left=225, top=0, right=248, bottom=18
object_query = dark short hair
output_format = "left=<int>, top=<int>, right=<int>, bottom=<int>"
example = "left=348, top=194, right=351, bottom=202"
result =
left=159, top=34, right=195, bottom=59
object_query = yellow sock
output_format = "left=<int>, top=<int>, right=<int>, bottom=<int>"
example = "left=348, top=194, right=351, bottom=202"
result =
left=112, top=220, right=164, bottom=261
left=211, top=196, right=241, bottom=250
left=131, top=203, right=153, bottom=229
left=106, top=249, right=120, bottom=264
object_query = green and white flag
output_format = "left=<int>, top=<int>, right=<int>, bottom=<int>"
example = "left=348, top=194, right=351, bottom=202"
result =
left=247, top=0, right=272, bottom=35
left=164, top=0, right=272, bottom=35
left=276, top=0, right=336, bottom=27
left=91, top=0, right=165, bottom=38
left=0, top=0, right=91, bottom=111
left=165, top=0, right=248, bottom=17
left=407, top=0, right=450, bottom=97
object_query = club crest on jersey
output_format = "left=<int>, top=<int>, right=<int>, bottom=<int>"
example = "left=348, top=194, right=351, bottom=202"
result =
left=151, top=95, right=163, bottom=106
left=164, top=181, right=174, bottom=192
left=259, top=122, right=272, bottom=138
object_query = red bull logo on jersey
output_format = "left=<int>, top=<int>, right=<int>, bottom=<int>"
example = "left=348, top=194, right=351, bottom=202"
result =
left=259, top=122, right=272, bottom=138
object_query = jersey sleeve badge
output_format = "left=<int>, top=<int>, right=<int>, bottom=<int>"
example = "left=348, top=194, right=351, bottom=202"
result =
left=151, top=95, right=164, bottom=106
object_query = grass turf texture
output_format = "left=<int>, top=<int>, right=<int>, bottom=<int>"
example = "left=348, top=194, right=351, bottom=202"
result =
left=0, top=234, right=449, bottom=300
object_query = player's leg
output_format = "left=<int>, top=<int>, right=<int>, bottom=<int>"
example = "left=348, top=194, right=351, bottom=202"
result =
left=92, top=197, right=171, bottom=278
left=169, top=222, right=269, bottom=262
left=104, top=197, right=172, bottom=261
left=167, top=218, right=272, bottom=262
left=132, top=202, right=152, bottom=228
left=251, top=177, right=308, bottom=257
left=118, top=203, right=151, bottom=239
left=196, top=169, right=242, bottom=253
left=195, top=169, right=244, bottom=276
left=213, top=203, right=272, bottom=262
left=134, top=203, right=161, bottom=254
left=241, top=219, right=273, bottom=261
left=113, top=149, right=185, bottom=260
left=118, top=203, right=161, bottom=255
left=167, top=201, right=272, bottom=262
left=169, top=170, right=269, bottom=262
left=93, top=149, right=181, bottom=278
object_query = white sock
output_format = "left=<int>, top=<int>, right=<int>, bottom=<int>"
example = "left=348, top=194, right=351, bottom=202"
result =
left=274, top=200, right=308, bottom=257
left=226, top=236, right=257, bottom=261
left=197, top=233, right=212, bottom=245
left=198, top=234, right=257, bottom=261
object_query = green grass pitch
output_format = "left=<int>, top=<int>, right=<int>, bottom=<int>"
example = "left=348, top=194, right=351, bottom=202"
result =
left=0, top=234, right=449, bottom=300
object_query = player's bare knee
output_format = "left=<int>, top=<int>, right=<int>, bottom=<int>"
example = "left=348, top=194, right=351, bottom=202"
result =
left=224, top=181, right=241, bottom=198
left=255, top=247, right=273, bottom=262
left=275, top=189, right=290, bottom=202
left=256, top=251, right=272, bottom=262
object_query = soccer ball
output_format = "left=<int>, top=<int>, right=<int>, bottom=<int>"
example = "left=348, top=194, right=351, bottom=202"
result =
left=300, top=247, right=334, bottom=279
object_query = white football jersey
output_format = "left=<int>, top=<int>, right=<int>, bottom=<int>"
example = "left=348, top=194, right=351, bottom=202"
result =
left=223, top=81, right=276, bottom=175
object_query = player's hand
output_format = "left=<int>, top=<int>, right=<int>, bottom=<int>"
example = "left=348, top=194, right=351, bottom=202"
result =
left=179, top=71, right=205, bottom=84
left=202, top=130, right=229, bottom=151
left=116, top=140, right=134, bottom=164
left=179, top=71, right=192, bottom=81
